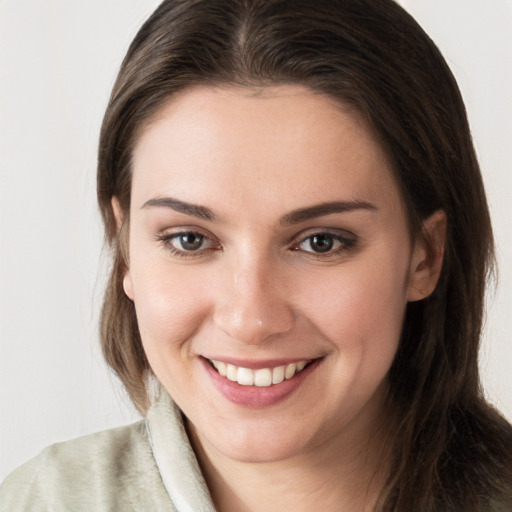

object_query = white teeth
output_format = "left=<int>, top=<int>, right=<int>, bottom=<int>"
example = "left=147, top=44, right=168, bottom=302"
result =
left=226, top=364, right=238, bottom=382
left=284, top=363, right=296, bottom=379
left=212, top=360, right=227, bottom=377
left=272, top=365, right=285, bottom=385
left=237, top=367, right=254, bottom=386
left=254, top=368, right=272, bottom=387
left=210, top=359, right=310, bottom=387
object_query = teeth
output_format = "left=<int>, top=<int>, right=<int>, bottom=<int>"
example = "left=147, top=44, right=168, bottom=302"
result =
left=226, top=364, right=237, bottom=381
left=212, top=360, right=227, bottom=377
left=210, top=359, right=310, bottom=387
left=254, top=368, right=272, bottom=387
left=284, top=363, right=296, bottom=379
left=237, top=367, right=254, bottom=386
left=272, top=366, right=285, bottom=385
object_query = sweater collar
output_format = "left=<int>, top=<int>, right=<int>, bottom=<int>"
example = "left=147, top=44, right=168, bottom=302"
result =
left=146, top=389, right=217, bottom=512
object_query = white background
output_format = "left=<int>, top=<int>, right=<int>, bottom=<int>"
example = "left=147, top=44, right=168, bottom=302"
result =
left=1, top=0, right=511, bottom=481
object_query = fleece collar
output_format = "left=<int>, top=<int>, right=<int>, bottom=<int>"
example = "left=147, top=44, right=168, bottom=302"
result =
left=146, top=390, right=217, bottom=512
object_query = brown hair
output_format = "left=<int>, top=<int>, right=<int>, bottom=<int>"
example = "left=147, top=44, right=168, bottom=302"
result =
left=97, top=0, right=512, bottom=508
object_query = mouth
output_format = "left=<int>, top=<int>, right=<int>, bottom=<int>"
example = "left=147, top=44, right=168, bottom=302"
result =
left=207, top=358, right=313, bottom=387
left=202, top=356, right=322, bottom=407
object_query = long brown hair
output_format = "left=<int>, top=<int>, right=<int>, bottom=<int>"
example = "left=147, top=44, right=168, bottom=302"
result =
left=97, top=0, right=512, bottom=509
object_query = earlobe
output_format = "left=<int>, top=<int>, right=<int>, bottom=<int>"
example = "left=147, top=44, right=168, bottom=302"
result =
left=407, top=210, right=447, bottom=302
left=123, top=272, right=134, bottom=301
left=111, top=196, right=134, bottom=301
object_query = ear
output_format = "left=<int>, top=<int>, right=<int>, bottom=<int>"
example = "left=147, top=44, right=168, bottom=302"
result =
left=111, top=196, right=124, bottom=231
left=407, top=210, right=447, bottom=302
left=111, top=196, right=134, bottom=301
left=123, top=271, right=135, bottom=301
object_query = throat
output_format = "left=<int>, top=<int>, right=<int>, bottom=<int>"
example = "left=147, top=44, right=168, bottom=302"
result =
left=185, top=416, right=391, bottom=512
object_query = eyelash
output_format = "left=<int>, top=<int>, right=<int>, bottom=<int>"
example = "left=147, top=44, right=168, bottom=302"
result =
left=156, top=230, right=220, bottom=260
left=290, top=230, right=357, bottom=259
left=156, top=229, right=357, bottom=260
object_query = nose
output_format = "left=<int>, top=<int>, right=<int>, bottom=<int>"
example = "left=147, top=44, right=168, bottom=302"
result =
left=213, top=255, right=294, bottom=345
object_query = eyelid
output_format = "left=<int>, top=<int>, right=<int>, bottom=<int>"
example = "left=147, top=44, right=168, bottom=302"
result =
left=290, top=227, right=356, bottom=245
left=288, top=228, right=357, bottom=257
left=156, top=224, right=217, bottom=238
left=155, top=226, right=221, bottom=259
left=155, top=226, right=357, bottom=260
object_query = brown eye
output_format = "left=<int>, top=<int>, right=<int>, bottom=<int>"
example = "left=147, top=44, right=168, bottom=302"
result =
left=308, top=234, right=334, bottom=253
left=157, top=229, right=221, bottom=260
left=299, top=233, right=338, bottom=253
left=171, top=232, right=208, bottom=251
left=295, top=231, right=357, bottom=258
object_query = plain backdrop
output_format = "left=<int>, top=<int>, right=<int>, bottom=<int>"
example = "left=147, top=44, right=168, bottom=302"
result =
left=1, top=0, right=511, bottom=481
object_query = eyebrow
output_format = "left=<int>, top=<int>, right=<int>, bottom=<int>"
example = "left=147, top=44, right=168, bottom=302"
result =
left=279, top=200, right=377, bottom=225
left=141, top=197, right=217, bottom=221
left=141, top=196, right=377, bottom=224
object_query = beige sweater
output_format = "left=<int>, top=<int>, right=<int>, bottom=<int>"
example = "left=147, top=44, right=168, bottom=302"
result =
left=0, top=391, right=216, bottom=511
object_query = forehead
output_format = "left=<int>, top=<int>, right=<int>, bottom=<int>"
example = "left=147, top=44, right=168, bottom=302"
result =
left=130, top=85, right=402, bottom=217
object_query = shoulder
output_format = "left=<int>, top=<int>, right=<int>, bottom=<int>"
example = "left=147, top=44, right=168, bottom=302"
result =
left=0, top=420, right=174, bottom=511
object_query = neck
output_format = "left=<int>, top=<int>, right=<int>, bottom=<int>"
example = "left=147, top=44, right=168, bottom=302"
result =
left=187, top=402, right=394, bottom=512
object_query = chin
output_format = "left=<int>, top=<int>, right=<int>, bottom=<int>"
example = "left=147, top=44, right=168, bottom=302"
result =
left=219, top=437, right=308, bottom=464
left=197, top=417, right=321, bottom=464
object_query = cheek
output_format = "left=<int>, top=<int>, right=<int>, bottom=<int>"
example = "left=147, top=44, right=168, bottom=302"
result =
left=128, top=259, right=211, bottom=352
left=297, top=253, right=410, bottom=355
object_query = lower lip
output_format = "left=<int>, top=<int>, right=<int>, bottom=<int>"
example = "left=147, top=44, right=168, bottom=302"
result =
left=201, top=357, right=321, bottom=408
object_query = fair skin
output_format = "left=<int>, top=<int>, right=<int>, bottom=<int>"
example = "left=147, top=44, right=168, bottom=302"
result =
left=116, top=85, right=445, bottom=511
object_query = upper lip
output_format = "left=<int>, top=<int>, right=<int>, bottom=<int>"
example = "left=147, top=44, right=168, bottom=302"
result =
left=201, top=355, right=320, bottom=370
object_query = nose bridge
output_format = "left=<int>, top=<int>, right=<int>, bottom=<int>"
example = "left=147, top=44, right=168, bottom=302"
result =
left=214, top=249, right=294, bottom=344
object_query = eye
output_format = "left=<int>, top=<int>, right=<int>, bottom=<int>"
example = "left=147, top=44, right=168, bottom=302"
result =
left=157, top=230, right=220, bottom=259
left=171, top=232, right=209, bottom=252
left=294, top=230, right=356, bottom=257
left=300, top=233, right=337, bottom=253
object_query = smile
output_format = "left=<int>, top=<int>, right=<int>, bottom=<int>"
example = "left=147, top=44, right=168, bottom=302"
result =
left=208, top=359, right=310, bottom=387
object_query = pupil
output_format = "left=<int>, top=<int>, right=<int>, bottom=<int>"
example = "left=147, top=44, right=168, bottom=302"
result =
left=311, top=234, right=333, bottom=253
left=181, top=233, right=202, bottom=250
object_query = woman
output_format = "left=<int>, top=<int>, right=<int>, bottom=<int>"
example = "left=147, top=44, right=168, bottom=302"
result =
left=1, top=0, right=511, bottom=510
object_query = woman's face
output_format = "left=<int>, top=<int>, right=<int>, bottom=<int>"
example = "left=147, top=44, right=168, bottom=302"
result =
left=124, top=85, right=429, bottom=463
